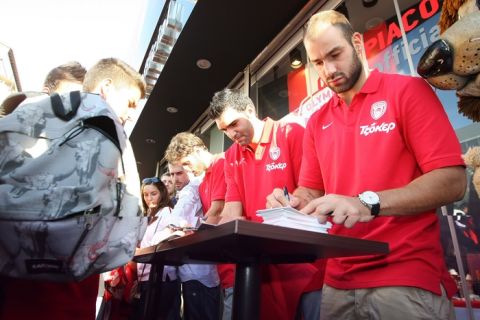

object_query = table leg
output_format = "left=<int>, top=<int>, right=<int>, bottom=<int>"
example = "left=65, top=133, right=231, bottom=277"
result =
left=144, top=263, right=165, bottom=320
left=232, top=262, right=260, bottom=320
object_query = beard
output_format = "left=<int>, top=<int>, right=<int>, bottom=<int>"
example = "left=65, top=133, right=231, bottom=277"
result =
left=327, top=51, right=363, bottom=93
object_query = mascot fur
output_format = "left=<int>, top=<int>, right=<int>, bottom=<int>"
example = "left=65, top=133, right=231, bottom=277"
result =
left=417, top=0, right=480, bottom=121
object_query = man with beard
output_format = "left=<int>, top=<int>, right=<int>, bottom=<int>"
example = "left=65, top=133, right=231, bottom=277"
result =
left=166, top=160, right=221, bottom=320
left=161, top=172, right=177, bottom=205
left=208, top=89, right=324, bottom=320
left=266, top=10, right=466, bottom=320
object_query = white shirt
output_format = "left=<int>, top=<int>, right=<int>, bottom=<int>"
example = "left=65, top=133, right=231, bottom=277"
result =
left=170, top=176, right=204, bottom=228
left=173, top=177, right=220, bottom=287
left=137, top=206, right=178, bottom=282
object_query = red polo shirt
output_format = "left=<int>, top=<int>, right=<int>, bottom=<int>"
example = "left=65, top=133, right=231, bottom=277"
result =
left=198, top=154, right=234, bottom=289
left=224, top=118, right=322, bottom=320
left=199, top=154, right=226, bottom=213
left=299, top=70, right=463, bottom=297
left=225, top=118, right=303, bottom=220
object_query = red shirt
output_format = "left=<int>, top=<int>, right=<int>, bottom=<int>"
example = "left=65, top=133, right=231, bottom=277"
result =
left=299, top=70, right=463, bottom=297
left=225, top=118, right=303, bottom=220
left=0, top=275, right=99, bottom=319
left=197, top=154, right=234, bottom=289
left=224, top=118, right=322, bottom=319
left=199, top=154, right=226, bottom=213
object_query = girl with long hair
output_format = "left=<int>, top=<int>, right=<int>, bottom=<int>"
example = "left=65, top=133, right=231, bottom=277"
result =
left=131, top=177, right=181, bottom=320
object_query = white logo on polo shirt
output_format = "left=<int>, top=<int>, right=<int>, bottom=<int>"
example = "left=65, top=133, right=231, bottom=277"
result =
left=322, top=122, right=333, bottom=130
left=360, top=122, right=396, bottom=136
left=266, top=162, right=287, bottom=172
left=371, top=101, right=387, bottom=120
left=229, top=158, right=246, bottom=166
left=269, top=146, right=280, bottom=161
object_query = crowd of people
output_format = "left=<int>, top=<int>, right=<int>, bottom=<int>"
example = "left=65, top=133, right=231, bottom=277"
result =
left=0, top=9, right=467, bottom=320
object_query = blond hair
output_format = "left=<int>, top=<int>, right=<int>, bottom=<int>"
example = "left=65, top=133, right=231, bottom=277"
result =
left=304, top=10, right=354, bottom=45
left=164, top=132, right=206, bottom=164
left=83, top=58, right=146, bottom=98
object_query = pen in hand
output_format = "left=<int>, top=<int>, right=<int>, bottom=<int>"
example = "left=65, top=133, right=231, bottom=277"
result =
left=283, top=186, right=291, bottom=203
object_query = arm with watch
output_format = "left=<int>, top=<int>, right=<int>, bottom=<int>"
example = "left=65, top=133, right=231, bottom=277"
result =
left=294, top=165, right=466, bottom=229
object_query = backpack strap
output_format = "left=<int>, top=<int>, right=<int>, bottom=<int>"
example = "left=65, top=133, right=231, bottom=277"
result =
left=51, top=91, right=82, bottom=121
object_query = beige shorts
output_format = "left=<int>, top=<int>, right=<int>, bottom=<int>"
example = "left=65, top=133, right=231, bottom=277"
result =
left=319, top=284, right=456, bottom=320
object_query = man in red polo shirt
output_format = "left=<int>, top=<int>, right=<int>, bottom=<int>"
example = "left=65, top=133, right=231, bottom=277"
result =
left=208, top=88, right=324, bottom=320
left=267, top=10, right=466, bottom=320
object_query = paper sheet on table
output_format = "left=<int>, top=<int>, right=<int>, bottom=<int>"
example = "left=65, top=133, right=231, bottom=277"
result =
left=256, top=207, right=332, bottom=233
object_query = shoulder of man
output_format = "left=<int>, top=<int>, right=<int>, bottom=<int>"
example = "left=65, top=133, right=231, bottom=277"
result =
left=224, top=141, right=240, bottom=159
left=377, top=70, right=423, bottom=87
left=211, top=154, right=226, bottom=169
left=175, top=184, right=200, bottom=204
left=276, top=119, right=305, bottom=140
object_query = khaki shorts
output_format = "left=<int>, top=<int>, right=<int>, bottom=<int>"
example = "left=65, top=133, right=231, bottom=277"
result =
left=319, top=284, right=456, bottom=320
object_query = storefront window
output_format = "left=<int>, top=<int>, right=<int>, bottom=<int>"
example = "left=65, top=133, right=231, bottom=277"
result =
left=356, top=0, right=474, bottom=131
left=250, top=44, right=308, bottom=120
left=198, top=122, right=232, bottom=154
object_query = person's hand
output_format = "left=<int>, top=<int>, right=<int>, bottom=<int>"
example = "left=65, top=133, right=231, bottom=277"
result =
left=204, top=214, right=221, bottom=225
left=266, top=188, right=301, bottom=208
left=107, top=268, right=122, bottom=287
left=300, top=194, right=375, bottom=228
left=218, top=214, right=245, bottom=225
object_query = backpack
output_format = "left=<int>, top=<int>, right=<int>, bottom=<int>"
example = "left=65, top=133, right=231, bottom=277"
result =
left=0, top=91, right=147, bottom=281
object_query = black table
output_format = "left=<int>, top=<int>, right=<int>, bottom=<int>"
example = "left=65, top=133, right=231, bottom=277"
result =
left=134, top=219, right=389, bottom=320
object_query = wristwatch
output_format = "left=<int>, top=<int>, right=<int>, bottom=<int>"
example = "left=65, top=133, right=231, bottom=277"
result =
left=358, top=191, right=380, bottom=217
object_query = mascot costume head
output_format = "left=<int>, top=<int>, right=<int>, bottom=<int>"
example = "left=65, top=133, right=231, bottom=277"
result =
left=417, top=0, right=480, bottom=121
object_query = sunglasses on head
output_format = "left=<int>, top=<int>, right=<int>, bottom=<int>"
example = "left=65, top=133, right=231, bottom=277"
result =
left=142, top=177, right=161, bottom=184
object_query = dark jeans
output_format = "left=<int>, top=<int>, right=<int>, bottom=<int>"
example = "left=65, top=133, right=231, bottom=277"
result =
left=130, top=279, right=181, bottom=320
left=295, top=290, right=322, bottom=320
left=182, top=280, right=221, bottom=320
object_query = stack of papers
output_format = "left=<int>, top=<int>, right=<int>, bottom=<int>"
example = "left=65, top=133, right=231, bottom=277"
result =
left=257, top=207, right=332, bottom=234
left=151, top=229, right=185, bottom=245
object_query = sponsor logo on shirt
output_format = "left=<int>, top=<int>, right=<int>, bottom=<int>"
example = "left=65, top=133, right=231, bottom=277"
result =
left=371, top=101, right=387, bottom=120
left=360, top=122, right=396, bottom=136
left=266, top=162, right=287, bottom=172
left=322, top=122, right=333, bottom=130
left=229, top=158, right=246, bottom=166
left=269, top=146, right=281, bottom=161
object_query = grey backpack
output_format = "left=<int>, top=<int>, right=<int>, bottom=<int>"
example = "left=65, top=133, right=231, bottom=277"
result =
left=0, top=91, right=146, bottom=281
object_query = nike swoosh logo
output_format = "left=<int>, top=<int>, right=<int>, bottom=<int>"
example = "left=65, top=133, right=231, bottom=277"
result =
left=322, top=122, right=333, bottom=130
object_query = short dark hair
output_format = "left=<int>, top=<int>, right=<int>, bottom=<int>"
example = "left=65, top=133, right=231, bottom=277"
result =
left=43, top=61, right=86, bottom=93
left=208, top=88, right=255, bottom=120
left=161, top=172, right=170, bottom=179
left=0, top=91, right=45, bottom=117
